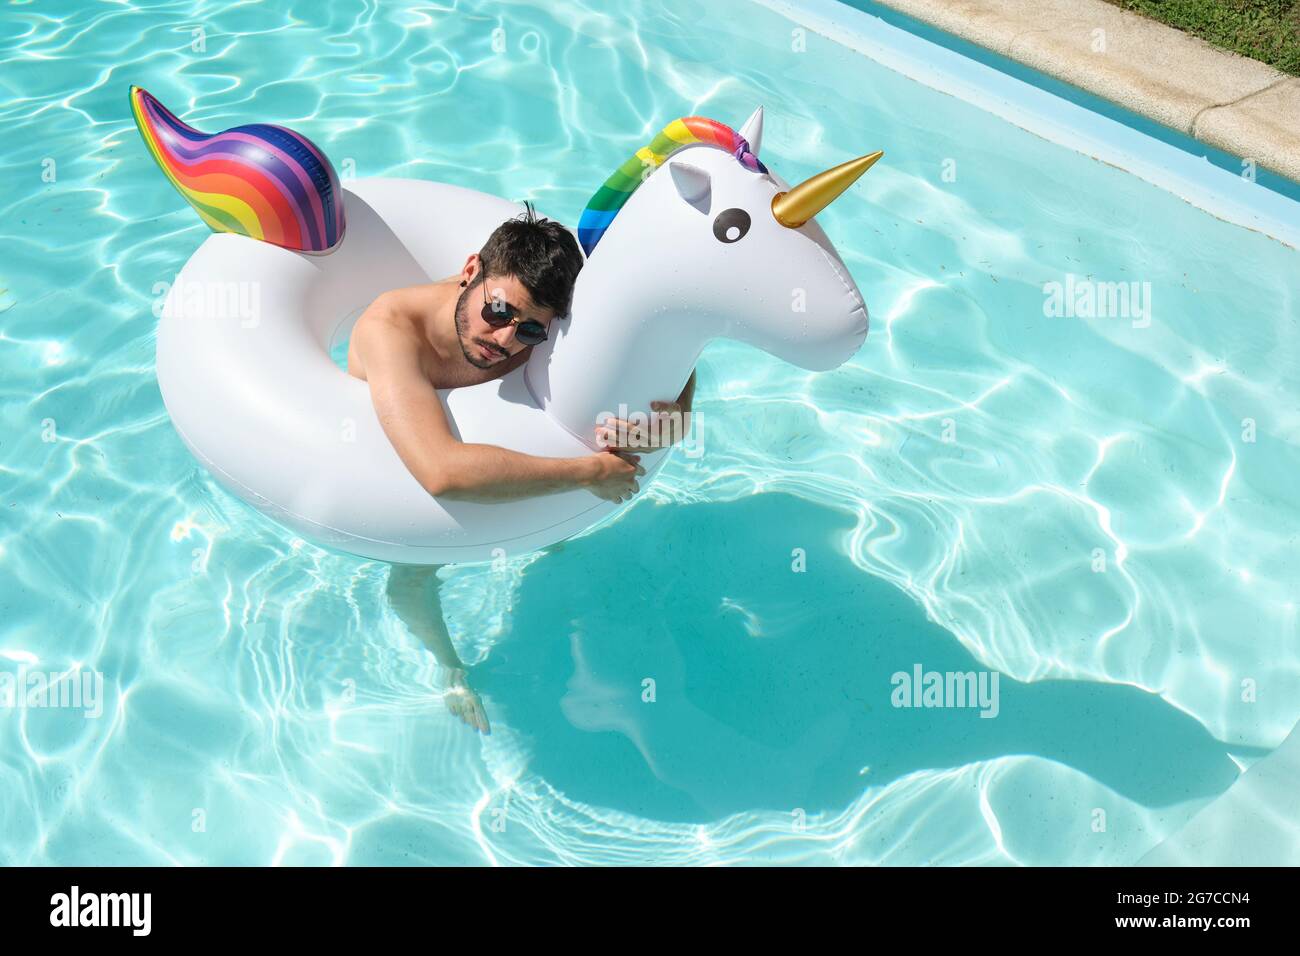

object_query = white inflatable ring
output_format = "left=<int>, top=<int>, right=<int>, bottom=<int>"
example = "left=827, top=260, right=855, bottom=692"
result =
left=141, top=94, right=877, bottom=564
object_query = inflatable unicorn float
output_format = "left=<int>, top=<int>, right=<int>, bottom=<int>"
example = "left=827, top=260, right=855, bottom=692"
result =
left=130, top=86, right=880, bottom=564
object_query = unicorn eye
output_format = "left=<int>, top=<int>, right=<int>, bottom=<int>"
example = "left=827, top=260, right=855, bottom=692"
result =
left=712, top=208, right=751, bottom=244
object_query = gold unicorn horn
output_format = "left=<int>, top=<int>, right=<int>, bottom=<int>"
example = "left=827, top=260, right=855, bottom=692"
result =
left=771, top=150, right=883, bottom=228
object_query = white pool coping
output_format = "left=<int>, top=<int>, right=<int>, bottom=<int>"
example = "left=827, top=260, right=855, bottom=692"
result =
left=752, top=0, right=1300, bottom=250
left=874, top=0, right=1300, bottom=185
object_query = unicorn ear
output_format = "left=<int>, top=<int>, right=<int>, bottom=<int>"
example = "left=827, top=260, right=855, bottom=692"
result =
left=739, top=106, right=764, bottom=155
left=669, top=160, right=711, bottom=210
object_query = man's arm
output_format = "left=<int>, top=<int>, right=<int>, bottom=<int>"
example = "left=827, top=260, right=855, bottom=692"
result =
left=353, top=308, right=643, bottom=504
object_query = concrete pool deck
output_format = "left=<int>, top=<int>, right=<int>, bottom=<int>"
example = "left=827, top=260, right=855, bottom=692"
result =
left=873, top=0, right=1300, bottom=184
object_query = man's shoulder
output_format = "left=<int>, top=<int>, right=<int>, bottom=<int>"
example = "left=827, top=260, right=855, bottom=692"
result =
left=352, top=304, right=424, bottom=353
left=349, top=302, right=432, bottom=380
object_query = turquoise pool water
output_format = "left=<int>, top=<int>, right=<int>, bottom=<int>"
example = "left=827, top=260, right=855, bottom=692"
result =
left=2, top=0, right=1299, bottom=865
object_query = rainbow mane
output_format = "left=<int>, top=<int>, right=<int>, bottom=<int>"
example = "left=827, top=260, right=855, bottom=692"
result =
left=130, top=86, right=345, bottom=253
left=577, top=116, right=767, bottom=257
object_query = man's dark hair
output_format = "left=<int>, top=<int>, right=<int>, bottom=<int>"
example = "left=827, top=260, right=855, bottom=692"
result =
left=476, top=201, right=584, bottom=317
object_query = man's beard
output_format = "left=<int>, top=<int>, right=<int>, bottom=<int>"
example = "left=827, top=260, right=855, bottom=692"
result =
left=454, top=284, right=507, bottom=370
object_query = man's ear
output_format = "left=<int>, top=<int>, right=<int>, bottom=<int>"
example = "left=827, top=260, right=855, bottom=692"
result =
left=462, top=252, right=481, bottom=287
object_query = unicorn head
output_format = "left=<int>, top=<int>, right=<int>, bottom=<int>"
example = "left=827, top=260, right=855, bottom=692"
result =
left=529, top=107, right=881, bottom=444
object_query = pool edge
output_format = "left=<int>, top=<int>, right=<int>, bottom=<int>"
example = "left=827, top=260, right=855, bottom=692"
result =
left=752, top=0, right=1300, bottom=251
left=870, top=0, right=1300, bottom=187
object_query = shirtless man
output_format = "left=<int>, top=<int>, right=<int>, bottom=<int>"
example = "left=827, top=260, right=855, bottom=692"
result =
left=346, top=204, right=695, bottom=733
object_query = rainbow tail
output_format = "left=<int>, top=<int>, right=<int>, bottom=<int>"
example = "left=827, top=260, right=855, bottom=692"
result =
left=130, top=86, right=346, bottom=253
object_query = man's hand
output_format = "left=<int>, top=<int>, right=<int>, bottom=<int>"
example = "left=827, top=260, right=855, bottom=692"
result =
left=596, top=400, right=692, bottom=452
left=583, top=450, right=645, bottom=503
left=596, top=371, right=696, bottom=452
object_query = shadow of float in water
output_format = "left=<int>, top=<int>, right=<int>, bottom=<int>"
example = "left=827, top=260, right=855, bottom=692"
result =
left=474, top=493, right=1242, bottom=823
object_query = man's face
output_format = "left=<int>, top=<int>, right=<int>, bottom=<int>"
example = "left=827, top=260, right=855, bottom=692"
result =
left=454, top=273, right=558, bottom=370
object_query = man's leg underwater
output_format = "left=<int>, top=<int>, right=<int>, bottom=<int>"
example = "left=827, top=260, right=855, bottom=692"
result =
left=386, top=563, right=490, bottom=734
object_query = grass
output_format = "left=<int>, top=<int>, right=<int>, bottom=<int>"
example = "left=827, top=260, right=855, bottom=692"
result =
left=1104, top=0, right=1300, bottom=76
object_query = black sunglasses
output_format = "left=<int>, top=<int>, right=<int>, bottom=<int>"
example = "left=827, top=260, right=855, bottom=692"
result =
left=480, top=282, right=549, bottom=346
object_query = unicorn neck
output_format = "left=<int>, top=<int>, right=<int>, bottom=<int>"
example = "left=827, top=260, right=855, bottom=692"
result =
left=525, top=260, right=713, bottom=447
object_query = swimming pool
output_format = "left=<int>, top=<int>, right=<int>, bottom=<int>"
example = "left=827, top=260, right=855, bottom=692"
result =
left=2, top=0, right=1298, bottom=865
